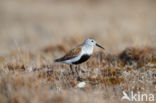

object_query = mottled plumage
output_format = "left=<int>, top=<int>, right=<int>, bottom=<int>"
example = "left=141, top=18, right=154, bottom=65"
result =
left=55, top=46, right=82, bottom=62
left=54, top=38, right=104, bottom=74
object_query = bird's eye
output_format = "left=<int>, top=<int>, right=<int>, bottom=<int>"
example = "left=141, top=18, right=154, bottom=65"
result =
left=91, top=40, right=94, bottom=42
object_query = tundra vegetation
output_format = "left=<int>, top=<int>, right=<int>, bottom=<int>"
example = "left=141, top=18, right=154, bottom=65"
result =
left=0, top=0, right=156, bottom=103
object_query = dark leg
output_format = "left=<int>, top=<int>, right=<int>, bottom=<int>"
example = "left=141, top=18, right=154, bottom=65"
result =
left=70, top=65, right=74, bottom=75
left=75, top=65, right=81, bottom=81
left=75, top=66, right=79, bottom=76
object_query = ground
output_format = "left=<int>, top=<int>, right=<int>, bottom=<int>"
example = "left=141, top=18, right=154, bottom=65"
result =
left=0, top=0, right=156, bottom=103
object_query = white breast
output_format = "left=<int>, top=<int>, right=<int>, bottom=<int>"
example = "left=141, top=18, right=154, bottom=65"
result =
left=81, top=45, right=94, bottom=55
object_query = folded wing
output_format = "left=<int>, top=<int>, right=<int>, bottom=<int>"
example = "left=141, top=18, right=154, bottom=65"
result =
left=55, top=46, right=82, bottom=62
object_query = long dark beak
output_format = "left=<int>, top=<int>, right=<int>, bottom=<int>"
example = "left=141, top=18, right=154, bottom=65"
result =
left=96, top=43, right=105, bottom=50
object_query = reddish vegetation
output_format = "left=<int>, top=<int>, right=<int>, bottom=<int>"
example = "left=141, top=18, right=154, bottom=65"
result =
left=0, top=0, right=156, bottom=102
left=0, top=45, right=155, bottom=103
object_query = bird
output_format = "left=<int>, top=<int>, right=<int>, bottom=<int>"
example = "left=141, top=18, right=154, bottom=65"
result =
left=54, top=38, right=104, bottom=74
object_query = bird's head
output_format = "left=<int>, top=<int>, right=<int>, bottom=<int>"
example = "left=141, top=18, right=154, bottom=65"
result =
left=83, top=38, right=105, bottom=50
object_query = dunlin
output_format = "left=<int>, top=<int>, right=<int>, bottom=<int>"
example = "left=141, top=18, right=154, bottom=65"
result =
left=55, top=38, right=104, bottom=74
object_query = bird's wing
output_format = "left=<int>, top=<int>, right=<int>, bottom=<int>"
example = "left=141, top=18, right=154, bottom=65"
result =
left=56, top=45, right=82, bottom=61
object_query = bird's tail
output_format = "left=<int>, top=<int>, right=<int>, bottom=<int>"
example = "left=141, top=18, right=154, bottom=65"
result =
left=54, top=58, right=61, bottom=62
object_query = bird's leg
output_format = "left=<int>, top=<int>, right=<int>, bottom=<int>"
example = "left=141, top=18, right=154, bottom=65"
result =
left=75, top=65, right=81, bottom=81
left=75, top=66, right=79, bottom=76
left=70, top=65, right=74, bottom=75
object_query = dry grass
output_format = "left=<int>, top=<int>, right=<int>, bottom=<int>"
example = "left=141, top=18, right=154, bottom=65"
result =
left=0, top=0, right=156, bottom=103
left=0, top=43, right=156, bottom=103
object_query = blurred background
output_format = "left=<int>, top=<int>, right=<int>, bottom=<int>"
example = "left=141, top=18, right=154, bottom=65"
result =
left=0, top=0, right=156, bottom=55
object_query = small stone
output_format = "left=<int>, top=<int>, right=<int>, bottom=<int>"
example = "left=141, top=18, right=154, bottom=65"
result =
left=77, top=82, right=86, bottom=88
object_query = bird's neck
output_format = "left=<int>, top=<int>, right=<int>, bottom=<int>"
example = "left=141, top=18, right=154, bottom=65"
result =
left=82, top=44, right=94, bottom=55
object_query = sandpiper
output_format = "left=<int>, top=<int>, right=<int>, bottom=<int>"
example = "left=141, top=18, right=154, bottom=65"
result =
left=54, top=38, right=104, bottom=74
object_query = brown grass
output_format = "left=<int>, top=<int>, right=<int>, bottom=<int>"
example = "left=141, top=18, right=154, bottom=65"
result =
left=0, top=44, right=156, bottom=103
left=0, top=0, right=156, bottom=103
